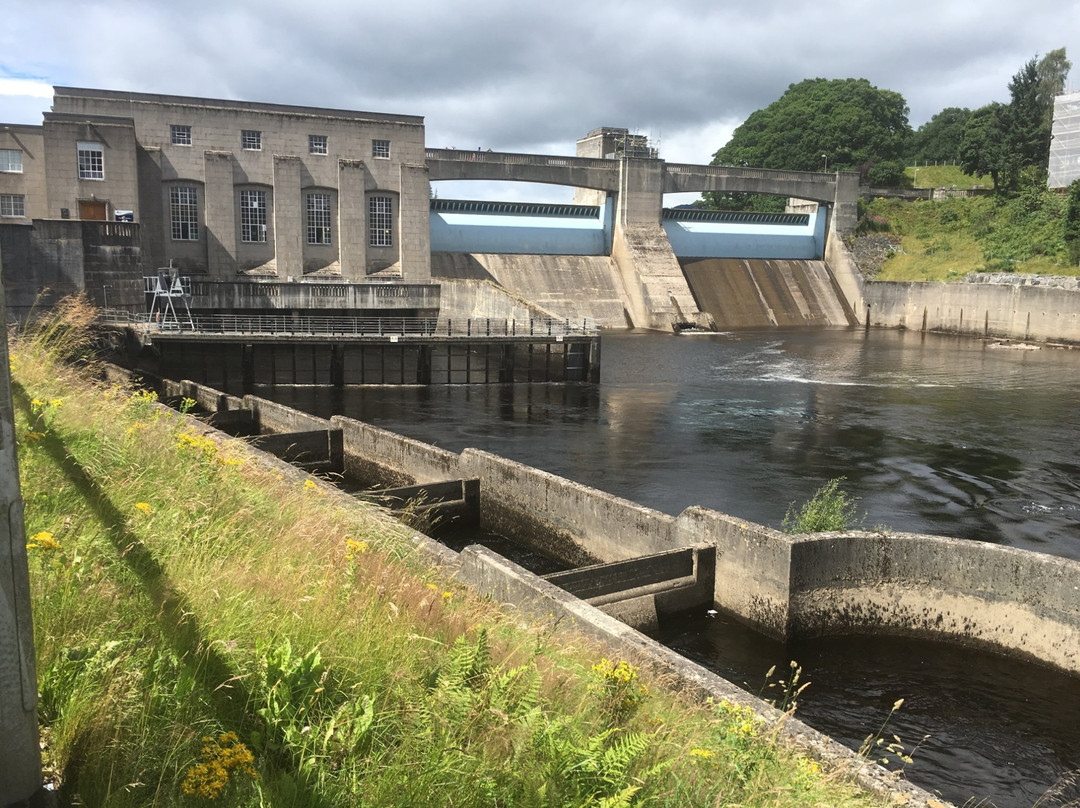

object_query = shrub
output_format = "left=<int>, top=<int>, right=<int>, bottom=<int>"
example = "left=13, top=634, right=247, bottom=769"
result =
left=782, top=477, right=862, bottom=533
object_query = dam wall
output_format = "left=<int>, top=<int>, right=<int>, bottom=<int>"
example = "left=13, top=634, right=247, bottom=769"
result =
left=681, top=258, right=856, bottom=328
left=864, top=279, right=1080, bottom=344
left=432, top=252, right=630, bottom=328
left=164, top=375, right=1080, bottom=677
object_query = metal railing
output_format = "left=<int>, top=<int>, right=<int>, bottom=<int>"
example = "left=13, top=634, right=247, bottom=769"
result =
left=100, top=311, right=601, bottom=338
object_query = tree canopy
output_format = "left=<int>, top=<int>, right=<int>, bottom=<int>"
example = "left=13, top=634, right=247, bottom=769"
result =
left=702, top=78, right=911, bottom=209
left=909, top=107, right=971, bottom=165
left=710, top=78, right=912, bottom=173
left=959, top=49, right=1071, bottom=192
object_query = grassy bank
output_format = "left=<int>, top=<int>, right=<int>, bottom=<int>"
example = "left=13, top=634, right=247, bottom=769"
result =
left=9, top=300, right=886, bottom=807
left=858, top=184, right=1076, bottom=281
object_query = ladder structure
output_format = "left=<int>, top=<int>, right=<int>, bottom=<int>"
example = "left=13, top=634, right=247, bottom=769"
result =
left=145, top=267, right=194, bottom=330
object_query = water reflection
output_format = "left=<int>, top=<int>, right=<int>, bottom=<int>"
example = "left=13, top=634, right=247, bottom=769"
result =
left=252, top=328, right=1080, bottom=560
left=662, top=608, right=1080, bottom=808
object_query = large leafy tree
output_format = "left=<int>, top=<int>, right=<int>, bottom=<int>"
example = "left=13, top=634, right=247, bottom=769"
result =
left=709, top=78, right=911, bottom=171
left=960, top=49, right=1071, bottom=193
left=703, top=78, right=911, bottom=210
left=909, top=107, right=971, bottom=165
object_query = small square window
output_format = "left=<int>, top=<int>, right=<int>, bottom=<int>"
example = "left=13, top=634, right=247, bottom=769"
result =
left=309, top=134, right=327, bottom=155
left=241, top=130, right=262, bottom=151
left=0, top=194, right=25, bottom=217
left=372, top=139, right=390, bottom=159
left=170, top=124, right=192, bottom=146
left=0, top=149, right=22, bottom=172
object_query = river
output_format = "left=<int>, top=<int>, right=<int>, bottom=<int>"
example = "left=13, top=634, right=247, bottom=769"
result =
left=230, top=326, right=1080, bottom=807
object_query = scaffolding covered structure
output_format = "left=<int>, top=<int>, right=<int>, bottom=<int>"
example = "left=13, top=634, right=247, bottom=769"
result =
left=1049, top=91, right=1080, bottom=188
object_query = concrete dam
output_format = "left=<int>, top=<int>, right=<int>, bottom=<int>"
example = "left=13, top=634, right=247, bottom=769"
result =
left=680, top=257, right=855, bottom=328
left=428, top=194, right=857, bottom=330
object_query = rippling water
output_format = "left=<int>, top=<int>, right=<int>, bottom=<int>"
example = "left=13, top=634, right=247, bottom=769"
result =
left=225, top=326, right=1080, bottom=806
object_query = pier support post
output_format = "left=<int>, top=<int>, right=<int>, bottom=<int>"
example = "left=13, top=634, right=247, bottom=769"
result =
left=0, top=264, right=43, bottom=805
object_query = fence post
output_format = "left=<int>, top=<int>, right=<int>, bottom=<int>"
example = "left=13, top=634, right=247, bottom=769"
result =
left=0, top=268, right=44, bottom=805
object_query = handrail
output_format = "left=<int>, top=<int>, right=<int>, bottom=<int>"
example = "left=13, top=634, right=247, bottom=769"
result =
left=99, top=311, right=601, bottom=338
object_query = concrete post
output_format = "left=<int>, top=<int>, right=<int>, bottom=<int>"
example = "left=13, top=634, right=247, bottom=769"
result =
left=273, top=156, right=303, bottom=279
left=204, top=151, right=237, bottom=278
left=0, top=251, right=43, bottom=805
left=337, top=159, right=367, bottom=280
left=398, top=163, right=432, bottom=283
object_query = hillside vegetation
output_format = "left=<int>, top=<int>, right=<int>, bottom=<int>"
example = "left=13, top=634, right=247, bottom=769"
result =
left=855, top=182, right=1077, bottom=281
left=9, top=299, right=889, bottom=808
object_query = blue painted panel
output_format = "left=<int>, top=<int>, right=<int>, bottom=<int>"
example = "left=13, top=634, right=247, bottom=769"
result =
left=430, top=199, right=614, bottom=256
left=663, top=208, right=827, bottom=259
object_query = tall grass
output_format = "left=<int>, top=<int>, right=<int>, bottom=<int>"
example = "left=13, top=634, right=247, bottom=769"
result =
left=10, top=299, right=888, bottom=807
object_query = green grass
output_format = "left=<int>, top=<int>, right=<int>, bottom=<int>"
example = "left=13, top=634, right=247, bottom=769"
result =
left=903, top=164, right=992, bottom=190
left=858, top=186, right=1080, bottom=281
left=10, top=298, right=889, bottom=808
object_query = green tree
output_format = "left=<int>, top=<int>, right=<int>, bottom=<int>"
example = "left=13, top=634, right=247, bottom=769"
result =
left=959, top=49, right=1070, bottom=194
left=959, top=102, right=1012, bottom=189
left=1037, top=47, right=1072, bottom=131
left=1065, top=179, right=1080, bottom=266
left=703, top=78, right=911, bottom=209
left=909, top=107, right=971, bottom=165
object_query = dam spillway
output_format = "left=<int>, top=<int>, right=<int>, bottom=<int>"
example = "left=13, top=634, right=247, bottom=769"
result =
left=680, top=257, right=856, bottom=328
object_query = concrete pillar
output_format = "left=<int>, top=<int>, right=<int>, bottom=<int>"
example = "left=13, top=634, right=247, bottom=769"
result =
left=136, top=146, right=166, bottom=273
left=338, top=159, right=367, bottom=280
left=616, top=158, right=664, bottom=228
left=830, top=171, right=860, bottom=236
left=398, top=163, right=431, bottom=283
left=0, top=256, right=43, bottom=805
left=204, top=151, right=237, bottom=278
left=273, top=156, right=302, bottom=279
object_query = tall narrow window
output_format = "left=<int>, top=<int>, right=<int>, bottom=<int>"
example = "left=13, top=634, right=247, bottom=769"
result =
left=0, top=149, right=22, bottom=172
left=372, top=139, right=390, bottom=159
left=0, top=194, right=25, bottom=217
left=170, top=186, right=199, bottom=240
left=309, top=134, right=327, bottom=155
left=369, top=196, right=392, bottom=247
left=307, top=193, right=331, bottom=244
left=170, top=124, right=192, bottom=145
left=240, top=189, right=267, bottom=242
left=241, top=130, right=262, bottom=151
left=77, top=141, right=104, bottom=180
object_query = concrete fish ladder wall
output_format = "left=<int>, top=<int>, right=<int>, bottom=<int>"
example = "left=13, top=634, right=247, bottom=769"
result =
left=863, top=280, right=1080, bottom=344
left=161, top=377, right=1080, bottom=678
left=680, top=507, right=1080, bottom=673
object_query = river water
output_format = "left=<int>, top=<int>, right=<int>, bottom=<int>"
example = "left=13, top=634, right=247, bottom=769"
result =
left=240, top=327, right=1080, bottom=807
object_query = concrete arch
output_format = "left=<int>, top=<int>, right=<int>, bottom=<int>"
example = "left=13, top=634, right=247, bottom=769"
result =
left=426, top=149, right=620, bottom=192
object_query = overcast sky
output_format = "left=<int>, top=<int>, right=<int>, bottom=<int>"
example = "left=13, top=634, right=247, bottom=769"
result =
left=2, top=0, right=1079, bottom=202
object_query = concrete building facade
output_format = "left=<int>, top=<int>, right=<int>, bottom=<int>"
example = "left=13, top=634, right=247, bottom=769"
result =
left=2, top=88, right=432, bottom=283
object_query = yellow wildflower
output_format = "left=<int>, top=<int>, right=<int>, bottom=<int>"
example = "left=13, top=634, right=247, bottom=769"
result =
left=303, top=479, right=319, bottom=491
left=27, top=532, right=61, bottom=551
left=689, top=747, right=715, bottom=759
left=344, top=539, right=369, bottom=560
left=134, top=502, right=153, bottom=514
left=181, top=731, right=257, bottom=799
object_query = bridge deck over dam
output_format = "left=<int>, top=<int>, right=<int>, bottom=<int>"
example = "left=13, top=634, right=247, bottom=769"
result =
left=425, top=149, right=842, bottom=204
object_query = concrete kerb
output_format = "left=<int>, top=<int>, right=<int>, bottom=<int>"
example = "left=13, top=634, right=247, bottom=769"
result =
left=454, top=544, right=946, bottom=808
